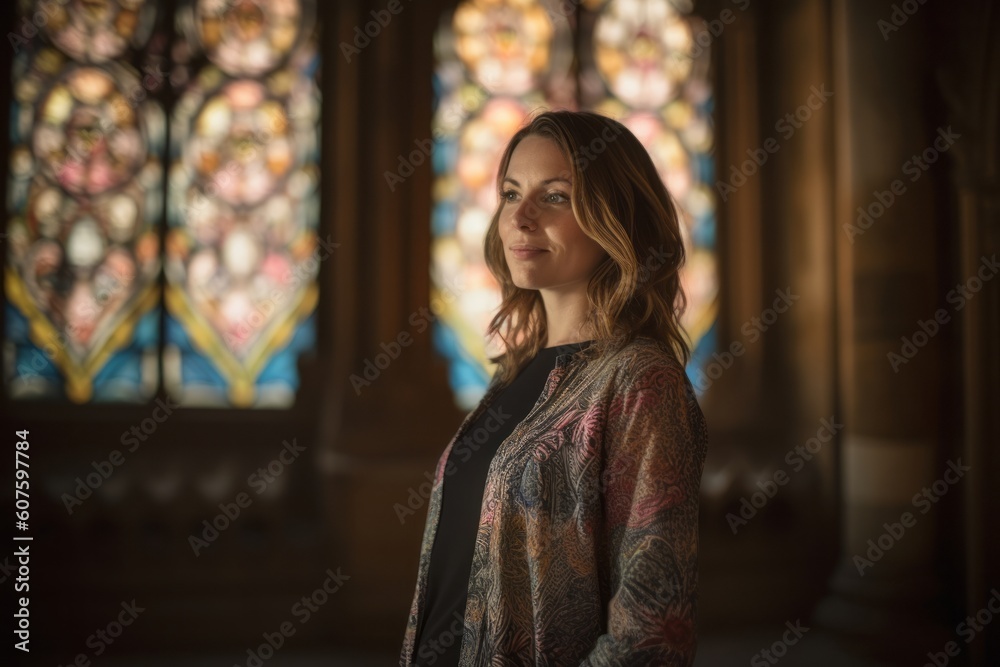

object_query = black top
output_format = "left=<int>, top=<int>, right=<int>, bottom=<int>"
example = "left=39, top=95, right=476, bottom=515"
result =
left=411, top=340, right=594, bottom=667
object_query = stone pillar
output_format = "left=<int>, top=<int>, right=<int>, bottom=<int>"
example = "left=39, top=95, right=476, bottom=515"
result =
left=315, top=0, right=470, bottom=648
left=814, top=0, right=956, bottom=660
left=937, top=5, right=1000, bottom=665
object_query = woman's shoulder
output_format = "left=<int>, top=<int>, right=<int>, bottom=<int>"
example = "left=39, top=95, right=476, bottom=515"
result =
left=606, top=334, right=687, bottom=379
left=587, top=335, right=697, bottom=411
left=564, top=335, right=684, bottom=393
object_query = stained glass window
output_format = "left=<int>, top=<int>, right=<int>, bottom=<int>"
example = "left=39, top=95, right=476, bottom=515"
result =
left=431, top=0, right=576, bottom=409
left=4, top=0, right=323, bottom=408
left=432, top=0, right=718, bottom=409
left=166, top=0, right=321, bottom=407
left=582, top=0, right=718, bottom=392
left=5, top=0, right=165, bottom=402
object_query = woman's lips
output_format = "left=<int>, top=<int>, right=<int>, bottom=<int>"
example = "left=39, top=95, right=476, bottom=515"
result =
left=510, top=248, right=547, bottom=260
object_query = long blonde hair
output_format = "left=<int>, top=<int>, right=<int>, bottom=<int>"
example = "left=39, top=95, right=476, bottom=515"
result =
left=484, top=109, right=692, bottom=386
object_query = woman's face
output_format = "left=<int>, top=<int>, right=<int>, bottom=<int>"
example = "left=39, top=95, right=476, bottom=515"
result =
left=498, top=135, right=608, bottom=294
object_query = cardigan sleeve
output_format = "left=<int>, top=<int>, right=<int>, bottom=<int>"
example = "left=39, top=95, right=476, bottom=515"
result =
left=579, top=357, right=708, bottom=666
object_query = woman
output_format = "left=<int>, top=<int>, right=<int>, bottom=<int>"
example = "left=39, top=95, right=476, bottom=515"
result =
left=399, top=110, right=709, bottom=666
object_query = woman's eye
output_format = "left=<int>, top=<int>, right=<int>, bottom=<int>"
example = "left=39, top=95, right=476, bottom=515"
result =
left=501, top=190, right=518, bottom=202
left=544, top=192, right=568, bottom=203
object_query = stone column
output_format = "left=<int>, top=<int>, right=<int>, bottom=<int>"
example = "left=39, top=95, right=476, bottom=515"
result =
left=814, top=0, right=956, bottom=661
left=937, top=5, right=1000, bottom=665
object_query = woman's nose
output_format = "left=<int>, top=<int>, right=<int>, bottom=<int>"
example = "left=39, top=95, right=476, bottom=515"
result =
left=513, top=199, right=537, bottom=228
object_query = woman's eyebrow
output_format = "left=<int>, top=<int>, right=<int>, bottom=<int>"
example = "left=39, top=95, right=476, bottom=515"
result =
left=502, top=176, right=573, bottom=187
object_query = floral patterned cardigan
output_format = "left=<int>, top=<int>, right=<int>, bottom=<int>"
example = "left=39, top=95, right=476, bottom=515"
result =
left=399, top=335, right=709, bottom=666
